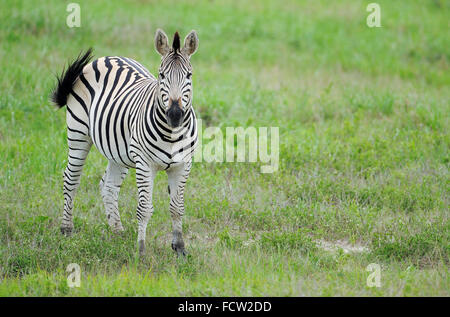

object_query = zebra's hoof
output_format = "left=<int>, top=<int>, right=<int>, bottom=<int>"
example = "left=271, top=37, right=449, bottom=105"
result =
left=60, top=226, right=73, bottom=236
left=171, top=242, right=187, bottom=257
left=112, top=230, right=125, bottom=238
left=112, top=224, right=125, bottom=235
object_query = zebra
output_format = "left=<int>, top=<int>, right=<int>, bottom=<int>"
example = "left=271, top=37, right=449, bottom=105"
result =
left=51, top=29, right=199, bottom=257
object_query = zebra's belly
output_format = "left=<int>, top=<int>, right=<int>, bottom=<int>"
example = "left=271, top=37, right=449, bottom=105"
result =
left=89, top=105, right=136, bottom=168
left=94, top=141, right=136, bottom=168
left=91, top=134, right=136, bottom=168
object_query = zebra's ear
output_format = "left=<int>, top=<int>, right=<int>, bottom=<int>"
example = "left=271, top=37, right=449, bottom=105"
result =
left=181, top=30, right=199, bottom=57
left=155, top=29, right=170, bottom=56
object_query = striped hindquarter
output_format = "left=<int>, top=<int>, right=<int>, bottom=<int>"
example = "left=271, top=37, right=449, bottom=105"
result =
left=56, top=29, right=199, bottom=257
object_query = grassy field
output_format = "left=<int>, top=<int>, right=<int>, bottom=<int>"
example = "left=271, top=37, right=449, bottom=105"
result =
left=0, top=0, right=449, bottom=296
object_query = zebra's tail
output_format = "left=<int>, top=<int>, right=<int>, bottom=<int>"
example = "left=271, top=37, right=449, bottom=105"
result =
left=51, top=48, right=94, bottom=108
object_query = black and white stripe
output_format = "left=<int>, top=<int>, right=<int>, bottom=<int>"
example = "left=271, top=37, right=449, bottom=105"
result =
left=52, top=29, right=199, bottom=256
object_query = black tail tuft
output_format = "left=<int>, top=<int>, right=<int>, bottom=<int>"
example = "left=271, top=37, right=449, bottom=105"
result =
left=51, top=48, right=94, bottom=108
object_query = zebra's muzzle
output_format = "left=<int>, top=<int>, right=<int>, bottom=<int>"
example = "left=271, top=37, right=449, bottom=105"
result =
left=167, top=100, right=184, bottom=128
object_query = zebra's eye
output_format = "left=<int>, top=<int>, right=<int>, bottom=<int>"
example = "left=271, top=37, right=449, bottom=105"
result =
left=159, top=72, right=165, bottom=80
left=186, top=72, right=192, bottom=80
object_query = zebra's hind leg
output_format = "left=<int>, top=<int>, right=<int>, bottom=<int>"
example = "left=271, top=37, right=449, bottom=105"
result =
left=167, top=162, right=192, bottom=257
left=100, top=161, right=128, bottom=233
left=61, top=135, right=92, bottom=236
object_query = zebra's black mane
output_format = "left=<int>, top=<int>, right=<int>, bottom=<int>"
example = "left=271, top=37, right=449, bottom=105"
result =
left=172, top=31, right=181, bottom=52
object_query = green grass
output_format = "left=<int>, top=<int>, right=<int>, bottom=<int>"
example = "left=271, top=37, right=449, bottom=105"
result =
left=0, top=0, right=449, bottom=296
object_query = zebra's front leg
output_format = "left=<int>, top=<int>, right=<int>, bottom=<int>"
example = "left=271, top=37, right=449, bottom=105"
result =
left=100, top=161, right=128, bottom=233
left=167, top=162, right=191, bottom=257
left=135, top=164, right=156, bottom=257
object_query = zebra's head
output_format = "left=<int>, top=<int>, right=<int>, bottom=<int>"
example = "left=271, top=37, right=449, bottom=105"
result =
left=154, top=29, right=199, bottom=128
